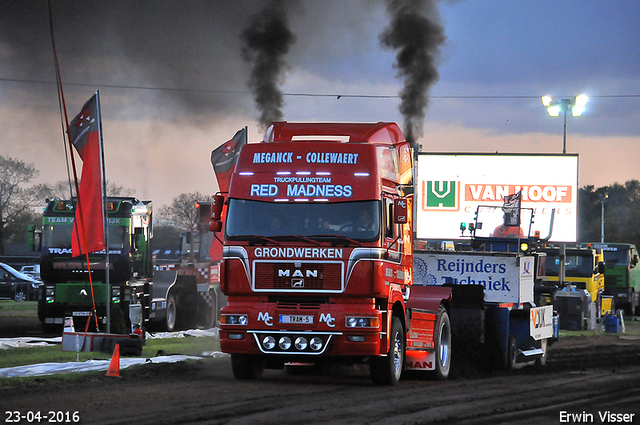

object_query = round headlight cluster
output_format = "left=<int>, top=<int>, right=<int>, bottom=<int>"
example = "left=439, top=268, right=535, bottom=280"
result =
left=279, top=336, right=292, bottom=350
left=259, top=334, right=325, bottom=353
left=310, top=337, right=323, bottom=351
left=262, top=336, right=276, bottom=350
left=295, top=337, right=307, bottom=350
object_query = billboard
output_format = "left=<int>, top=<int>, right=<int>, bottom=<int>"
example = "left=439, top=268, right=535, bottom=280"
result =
left=415, top=153, right=578, bottom=242
left=413, top=252, right=535, bottom=304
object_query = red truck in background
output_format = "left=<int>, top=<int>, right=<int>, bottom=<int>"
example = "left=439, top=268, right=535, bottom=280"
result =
left=211, top=122, right=556, bottom=385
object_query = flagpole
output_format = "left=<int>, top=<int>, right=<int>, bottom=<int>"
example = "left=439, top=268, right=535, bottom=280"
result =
left=95, top=90, right=110, bottom=333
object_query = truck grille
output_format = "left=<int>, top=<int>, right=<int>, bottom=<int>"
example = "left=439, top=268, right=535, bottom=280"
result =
left=605, top=275, right=622, bottom=286
left=253, top=262, right=343, bottom=291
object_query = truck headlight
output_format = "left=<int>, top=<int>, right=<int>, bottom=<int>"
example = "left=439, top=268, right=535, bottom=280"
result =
left=278, top=336, right=292, bottom=350
left=221, top=314, right=248, bottom=325
left=295, top=337, right=308, bottom=350
left=345, top=316, right=379, bottom=328
left=112, top=287, right=121, bottom=303
left=310, top=337, right=323, bottom=351
left=262, top=336, right=276, bottom=349
left=46, top=286, right=55, bottom=303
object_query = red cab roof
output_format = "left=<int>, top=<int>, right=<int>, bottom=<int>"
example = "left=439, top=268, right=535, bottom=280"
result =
left=264, top=122, right=405, bottom=145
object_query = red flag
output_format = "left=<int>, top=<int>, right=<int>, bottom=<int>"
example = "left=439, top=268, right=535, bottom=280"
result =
left=210, top=128, right=247, bottom=192
left=69, top=94, right=105, bottom=257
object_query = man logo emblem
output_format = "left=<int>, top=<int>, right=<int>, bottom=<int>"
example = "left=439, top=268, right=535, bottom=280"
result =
left=292, top=278, right=304, bottom=288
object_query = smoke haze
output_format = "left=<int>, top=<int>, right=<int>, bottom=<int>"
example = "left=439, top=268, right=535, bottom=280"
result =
left=0, top=0, right=636, bottom=210
left=241, top=0, right=297, bottom=130
left=381, top=0, right=446, bottom=145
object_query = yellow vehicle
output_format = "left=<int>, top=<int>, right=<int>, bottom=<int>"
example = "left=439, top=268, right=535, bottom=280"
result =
left=540, top=245, right=608, bottom=316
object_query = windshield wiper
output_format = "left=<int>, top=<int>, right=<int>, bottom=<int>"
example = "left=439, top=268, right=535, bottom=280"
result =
left=307, top=234, right=361, bottom=246
left=239, top=235, right=279, bottom=245
left=269, top=235, right=321, bottom=245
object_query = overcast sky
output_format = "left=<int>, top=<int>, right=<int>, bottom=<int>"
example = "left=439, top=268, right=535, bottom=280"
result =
left=1, top=0, right=638, bottom=209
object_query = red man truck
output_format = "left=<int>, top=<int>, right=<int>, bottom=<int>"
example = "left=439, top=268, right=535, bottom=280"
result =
left=211, top=122, right=556, bottom=385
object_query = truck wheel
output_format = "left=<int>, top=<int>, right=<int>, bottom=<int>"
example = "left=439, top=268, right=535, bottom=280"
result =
left=506, top=335, right=517, bottom=371
left=13, top=289, right=26, bottom=302
left=231, top=354, right=265, bottom=379
left=431, top=306, right=452, bottom=380
left=370, top=316, right=404, bottom=385
left=166, top=294, right=177, bottom=332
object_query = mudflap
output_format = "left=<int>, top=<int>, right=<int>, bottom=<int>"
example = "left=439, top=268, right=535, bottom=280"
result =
left=173, top=274, right=199, bottom=329
left=446, top=285, right=487, bottom=367
left=196, top=287, right=219, bottom=329
left=405, top=350, right=436, bottom=371
left=484, top=305, right=510, bottom=370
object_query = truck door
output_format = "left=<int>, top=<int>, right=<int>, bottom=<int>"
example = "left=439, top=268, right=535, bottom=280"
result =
left=384, top=195, right=407, bottom=265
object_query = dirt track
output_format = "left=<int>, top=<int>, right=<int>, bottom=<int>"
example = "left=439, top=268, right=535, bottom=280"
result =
left=2, top=332, right=640, bottom=425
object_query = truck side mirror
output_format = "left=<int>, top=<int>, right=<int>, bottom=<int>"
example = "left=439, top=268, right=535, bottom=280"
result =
left=27, top=224, right=41, bottom=252
left=597, top=261, right=605, bottom=274
left=393, top=198, right=408, bottom=224
left=209, top=194, right=225, bottom=232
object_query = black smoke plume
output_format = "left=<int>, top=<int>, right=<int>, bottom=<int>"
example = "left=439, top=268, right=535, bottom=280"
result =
left=241, top=0, right=296, bottom=130
left=380, top=0, right=446, bottom=146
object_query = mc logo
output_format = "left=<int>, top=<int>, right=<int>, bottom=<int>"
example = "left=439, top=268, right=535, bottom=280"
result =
left=422, top=180, right=460, bottom=211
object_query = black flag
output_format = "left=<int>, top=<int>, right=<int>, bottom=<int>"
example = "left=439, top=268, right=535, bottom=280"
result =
left=502, top=191, right=522, bottom=227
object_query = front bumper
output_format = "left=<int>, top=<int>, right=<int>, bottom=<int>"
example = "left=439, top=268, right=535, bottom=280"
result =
left=220, top=302, right=384, bottom=357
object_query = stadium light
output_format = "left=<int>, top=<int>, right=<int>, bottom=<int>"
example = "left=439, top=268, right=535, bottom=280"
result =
left=541, top=95, right=589, bottom=154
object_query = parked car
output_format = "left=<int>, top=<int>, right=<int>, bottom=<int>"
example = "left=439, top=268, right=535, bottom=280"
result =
left=20, top=264, right=41, bottom=280
left=0, top=262, right=42, bottom=301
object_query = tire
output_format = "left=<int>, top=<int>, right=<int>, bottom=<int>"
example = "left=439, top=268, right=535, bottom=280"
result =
left=14, top=291, right=26, bottom=302
left=431, top=306, right=452, bottom=380
left=231, top=354, right=265, bottom=380
left=166, top=294, right=177, bottom=332
left=506, top=335, right=518, bottom=371
left=370, top=316, right=404, bottom=385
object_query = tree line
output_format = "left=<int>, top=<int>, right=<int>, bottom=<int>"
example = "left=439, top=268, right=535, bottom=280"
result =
left=1, top=153, right=639, bottom=255
left=0, top=155, right=206, bottom=256
left=578, top=181, right=640, bottom=248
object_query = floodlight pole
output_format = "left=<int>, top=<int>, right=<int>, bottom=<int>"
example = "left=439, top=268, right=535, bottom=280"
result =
left=599, top=193, right=608, bottom=243
left=562, top=109, right=568, bottom=155
left=542, top=95, right=588, bottom=155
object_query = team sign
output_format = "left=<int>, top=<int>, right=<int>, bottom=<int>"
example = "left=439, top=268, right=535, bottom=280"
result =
left=252, top=152, right=359, bottom=164
left=249, top=150, right=360, bottom=199
left=44, top=217, right=126, bottom=225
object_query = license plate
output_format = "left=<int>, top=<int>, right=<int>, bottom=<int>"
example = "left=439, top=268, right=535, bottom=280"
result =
left=279, top=314, right=313, bottom=324
left=72, top=311, right=91, bottom=317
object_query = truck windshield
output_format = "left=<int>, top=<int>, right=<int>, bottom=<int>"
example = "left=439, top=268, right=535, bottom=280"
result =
left=602, top=249, right=629, bottom=264
left=545, top=253, right=594, bottom=277
left=43, top=223, right=127, bottom=250
left=225, top=199, right=380, bottom=242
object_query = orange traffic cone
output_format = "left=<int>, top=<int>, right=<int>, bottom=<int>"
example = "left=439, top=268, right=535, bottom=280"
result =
left=106, top=343, right=120, bottom=377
